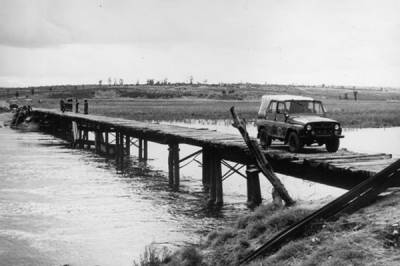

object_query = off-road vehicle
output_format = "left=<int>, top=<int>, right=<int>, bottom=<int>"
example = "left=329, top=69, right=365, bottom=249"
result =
left=256, top=95, right=343, bottom=152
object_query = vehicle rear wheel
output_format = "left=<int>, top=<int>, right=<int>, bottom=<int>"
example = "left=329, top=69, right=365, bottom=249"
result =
left=288, top=132, right=302, bottom=153
left=259, top=129, right=272, bottom=149
left=326, top=138, right=340, bottom=152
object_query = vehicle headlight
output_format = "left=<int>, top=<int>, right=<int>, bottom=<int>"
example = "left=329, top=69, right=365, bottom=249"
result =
left=334, top=124, right=340, bottom=130
left=306, top=124, right=312, bottom=131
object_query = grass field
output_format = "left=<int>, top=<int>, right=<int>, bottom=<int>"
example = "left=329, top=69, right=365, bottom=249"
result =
left=2, top=83, right=400, bottom=127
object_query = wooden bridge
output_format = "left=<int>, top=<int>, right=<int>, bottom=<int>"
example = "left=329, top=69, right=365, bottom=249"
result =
left=30, top=108, right=397, bottom=206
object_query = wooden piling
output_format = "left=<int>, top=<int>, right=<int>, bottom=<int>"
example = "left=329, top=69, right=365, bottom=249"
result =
left=167, top=143, right=180, bottom=189
left=143, top=140, right=148, bottom=161
left=215, top=154, right=223, bottom=205
left=173, top=143, right=180, bottom=190
left=138, top=138, right=143, bottom=160
left=105, top=131, right=109, bottom=155
left=125, top=135, right=130, bottom=155
left=208, top=153, right=217, bottom=204
left=78, top=127, right=83, bottom=148
left=246, top=165, right=262, bottom=207
left=115, top=131, right=120, bottom=158
left=202, top=148, right=210, bottom=190
left=94, top=131, right=100, bottom=153
left=168, top=144, right=174, bottom=187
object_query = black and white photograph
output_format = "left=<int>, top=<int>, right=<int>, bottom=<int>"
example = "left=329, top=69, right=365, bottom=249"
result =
left=1, top=0, right=400, bottom=265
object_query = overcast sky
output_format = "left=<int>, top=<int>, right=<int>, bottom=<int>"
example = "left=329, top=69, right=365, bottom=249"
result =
left=0, top=0, right=399, bottom=87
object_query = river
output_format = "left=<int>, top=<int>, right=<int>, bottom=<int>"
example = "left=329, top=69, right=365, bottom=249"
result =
left=0, top=114, right=399, bottom=266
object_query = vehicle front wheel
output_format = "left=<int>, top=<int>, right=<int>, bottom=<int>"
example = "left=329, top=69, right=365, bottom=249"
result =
left=326, top=138, right=340, bottom=152
left=259, top=129, right=272, bottom=149
left=288, top=132, right=302, bottom=153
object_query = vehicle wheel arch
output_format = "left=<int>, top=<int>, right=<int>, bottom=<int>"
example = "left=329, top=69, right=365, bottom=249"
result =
left=284, top=128, right=297, bottom=144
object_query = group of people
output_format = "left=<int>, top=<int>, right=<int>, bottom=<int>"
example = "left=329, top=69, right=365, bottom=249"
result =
left=60, top=98, right=88, bottom=114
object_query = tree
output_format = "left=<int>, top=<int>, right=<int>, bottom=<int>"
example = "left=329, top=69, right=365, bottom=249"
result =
left=119, top=78, right=124, bottom=86
left=99, top=80, right=102, bottom=86
left=108, top=77, right=112, bottom=86
left=189, top=75, right=194, bottom=84
left=147, top=79, right=154, bottom=85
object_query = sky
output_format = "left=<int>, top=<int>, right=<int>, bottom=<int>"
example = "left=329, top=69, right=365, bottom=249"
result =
left=0, top=0, right=399, bottom=87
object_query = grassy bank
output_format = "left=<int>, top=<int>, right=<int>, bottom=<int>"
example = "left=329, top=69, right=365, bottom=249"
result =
left=135, top=190, right=400, bottom=265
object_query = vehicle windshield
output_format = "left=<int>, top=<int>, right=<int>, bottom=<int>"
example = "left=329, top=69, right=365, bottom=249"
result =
left=285, top=100, right=325, bottom=115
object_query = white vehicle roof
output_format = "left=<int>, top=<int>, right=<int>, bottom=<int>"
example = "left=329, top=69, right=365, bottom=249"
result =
left=258, top=94, right=315, bottom=117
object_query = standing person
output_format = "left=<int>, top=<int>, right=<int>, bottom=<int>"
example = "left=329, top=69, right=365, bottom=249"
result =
left=60, top=100, right=65, bottom=112
left=75, top=98, right=79, bottom=113
left=84, top=100, right=88, bottom=114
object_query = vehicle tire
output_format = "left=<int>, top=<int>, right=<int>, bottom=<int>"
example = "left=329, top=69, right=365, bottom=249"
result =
left=288, top=132, right=301, bottom=153
left=326, top=138, right=340, bottom=152
left=259, top=129, right=272, bottom=149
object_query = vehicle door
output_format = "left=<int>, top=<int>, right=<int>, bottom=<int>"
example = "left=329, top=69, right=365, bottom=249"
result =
left=266, top=101, right=277, bottom=135
left=274, top=101, right=288, bottom=138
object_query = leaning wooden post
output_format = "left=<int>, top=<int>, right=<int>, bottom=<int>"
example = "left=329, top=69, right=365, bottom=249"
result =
left=230, top=107, right=295, bottom=206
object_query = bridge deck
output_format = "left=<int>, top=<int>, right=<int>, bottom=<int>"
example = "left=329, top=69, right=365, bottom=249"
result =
left=32, top=108, right=395, bottom=189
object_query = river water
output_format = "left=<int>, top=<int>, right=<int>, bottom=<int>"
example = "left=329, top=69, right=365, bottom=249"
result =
left=1, top=114, right=399, bottom=266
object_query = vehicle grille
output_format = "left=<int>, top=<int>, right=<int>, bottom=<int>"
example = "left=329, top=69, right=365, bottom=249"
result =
left=312, top=123, right=334, bottom=135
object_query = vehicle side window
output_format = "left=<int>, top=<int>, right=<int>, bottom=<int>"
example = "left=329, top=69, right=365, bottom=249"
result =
left=267, top=101, right=277, bottom=113
left=314, top=102, right=325, bottom=114
left=277, top=102, right=286, bottom=114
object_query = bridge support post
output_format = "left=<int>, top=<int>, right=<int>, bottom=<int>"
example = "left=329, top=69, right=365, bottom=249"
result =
left=215, top=154, right=223, bottom=205
left=94, top=130, right=99, bottom=153
left=208, top=151, right=222, bottom=205
left=105, top=131, right=109, bottom=155
left=168, top=143, right=180, bottom=190
left=246, top=165, right=262, bottom=207
left=115, top=131, right=120, bottom=159
left=208, top=154, right=216, bottom=204
left=202, top=148, right=211, bottom=191
left=143, top=140, right=148, bottom=161
left=83, top=125, right=89, bottom=149
left=138, top=138, right=143, bottom=160
left=78, top=127, right=83, bottom=148
left=125, top=135, right=130, bottom=155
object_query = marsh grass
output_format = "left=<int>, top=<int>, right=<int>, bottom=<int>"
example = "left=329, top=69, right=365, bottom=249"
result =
left=25, top=86, right=400, bottom=127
